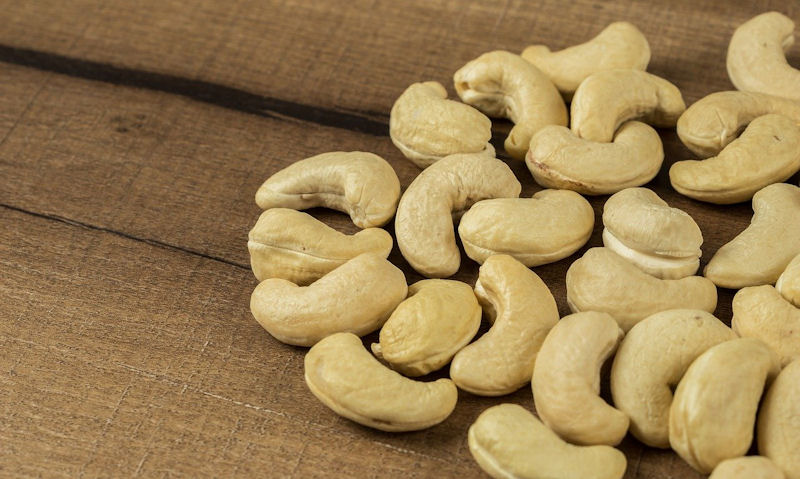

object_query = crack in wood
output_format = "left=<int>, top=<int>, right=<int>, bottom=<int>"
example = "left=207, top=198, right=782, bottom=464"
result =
left=0, top=44, right=389, bottom=137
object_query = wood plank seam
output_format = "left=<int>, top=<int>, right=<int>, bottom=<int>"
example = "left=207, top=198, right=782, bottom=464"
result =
left=0, top=203, right=249, bottom=270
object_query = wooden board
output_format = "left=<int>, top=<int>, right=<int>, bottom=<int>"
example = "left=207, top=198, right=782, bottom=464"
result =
left=1, top=1, right=798, bottom=477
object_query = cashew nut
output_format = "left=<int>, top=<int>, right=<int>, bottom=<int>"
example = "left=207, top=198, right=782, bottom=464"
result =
left=395, top=153, right=521, bottom=278
left=758, top=359, right=800, bottom=479
left=389, top=81, right=494, bottom=168
left=602, top=188, right=703, bottom=279
left=304, top=332, right=457, bottom=432
left=521, top=21, right=650, bottom=101
left=468, top=403, right=627, bottom=479
left=526, top=122, right=663, bottom=195
left=670, top=114, right=800, bottom=204
left=732, top=285, right=800, bottom=367
left=371, top=279, right=481, bottom=377
left=248, top=208, right=393, bottom=284
left=566, top=247, right=717, bottom=331
left=776, top=253, right=800, bottom=307
left=453, top=50, right=567, bottom=160
left=457, top=190, right=593, bottom=266
left=255, top=151, right=401, bottom=228
left=450, top=255, right=558, bottom=396
left=704, top=183, right=800, bottom=288
left=570, top=69, right=686, bottom=142
left=727, top=12, right=800, bottom=101
left=250, top=253, right=407, bottom=346
left=610, top=309, right=736, bottom=448
left=710, top=456, right=787, bottom=479
left=669, top=338, right=780, bottom=474
left=532, top=311, right=629, bottom=446
left=677, top=91, right=800, bottom=157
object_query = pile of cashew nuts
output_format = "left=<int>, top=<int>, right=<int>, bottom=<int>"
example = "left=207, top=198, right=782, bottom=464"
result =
left=247, top=12, right=800, bottom=479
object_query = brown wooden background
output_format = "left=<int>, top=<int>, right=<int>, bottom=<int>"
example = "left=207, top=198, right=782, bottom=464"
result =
left=2, top=1, right=799, bottom=477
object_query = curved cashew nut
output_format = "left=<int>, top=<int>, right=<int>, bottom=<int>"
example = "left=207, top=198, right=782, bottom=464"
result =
left=458, top=190, right=594, bottom=266
left=610, top=309, right=736, bottom=448
left=732, top=285, right=800, bottom=367
left=566, top=247, right=717, bottom=331
left=395, top=153, right=521, bottom=278
left=570, top=69, right=686, bottom=142
left=468, top=403, right=627, bottom=479
left=669, top=338, right=780, bottom=474
left=710, top=456, right=787, bottom=479
left=248, top=208, right=393, bottom=284
left=758, top=359, right=800, bottom=479
left=677, top=91, right=800, bottom=157
left=304, top=332, right=457, bottom=432
left=526, top=122, right=663, bottom=195
left=705, top=183, right=800, bottom=288
left=602, top=188, right=703, bottom=279
left=250, top=253, right=407, bottom=346
left=450, top=255, right=558, bottom=396
left=453, top=50, right=567, bottom=160
left=521, top=21, right=650, bottom=100
left=255, top=151, right=401, bottom=228
left=389, top=81, right=494, bottom=168
left=776, top=253, right=800, bottom=307
left=532, top=311, right=629, bottom=446
left=727, top=12, right=800, bottom=101
left=371, top=279, right=481, bottom=377
left=671, top=114, right=800, bottom=204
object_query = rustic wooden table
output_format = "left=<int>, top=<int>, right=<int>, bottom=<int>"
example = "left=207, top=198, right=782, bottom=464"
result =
left=2, top=0, right=798, bottom=477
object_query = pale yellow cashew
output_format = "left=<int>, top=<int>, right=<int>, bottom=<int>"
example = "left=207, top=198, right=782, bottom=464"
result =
left=532, top=311, right=629, bottom=446
left=389, top=81, right=494, bottom=168
left=732, top=285, right=800, bottom=367
left=727, top=12, right=800, bottom=101
left=468, top=403, right=627, bottom=479
left=526, top=122, right=663, bottom=195
left=669, top=338, right=780, bottom=474
left=758, top=359, right=800, bottom=479
left=371, top=279, right=481, bottom=377
left=521, top=21, right=650, bottom=100
left=450, top=255, right=558, bottom=396
left=776, top=253, right=800, bottom=307
left=710, top=456, right=787, bottom=479
left=454, top=50, right=567, bottom=160
left=304, top=332, right=458, bottom=432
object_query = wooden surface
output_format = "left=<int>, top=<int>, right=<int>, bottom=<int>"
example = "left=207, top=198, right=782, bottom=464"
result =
left=1, top=1, right=799, bottom=477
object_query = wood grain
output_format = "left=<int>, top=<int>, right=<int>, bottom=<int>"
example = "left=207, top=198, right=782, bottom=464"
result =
left=1, top=0, right=798, bottom=477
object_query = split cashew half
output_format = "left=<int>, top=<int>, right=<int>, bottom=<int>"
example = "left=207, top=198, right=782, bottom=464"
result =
left=389, top=81, right=494, bottom=168
left=454, top=50, right=567, bottom=160
left=526, top=122, right=663, bottom=195
left=727, top=12, right=800, bottom=101
left=255, top=151, right=401, bottom=228
left=521, top=21, right=650, bottom=100
left=732, top=285, right=800, bottom=367
left=570, top=69, right=686, bottom=142
left=677, top=91, right=800, bottom=157
left=710, top=457, right=787, bottom=479
left=705, top=183, right=800, bottom=288
left=566, top=247, right=717, bottom=331
left=371, top=279, right=481, bottom=377
left=304, top=333, right=458, bottom=432
left=250, top=253, right=407, bottom=346
left=395, top=153, right=521, bottom=278
left=458, top=190, right=594, bottom=266
left=758, top=359, right=800, bottom=479
left=669, top=338, right=780, bottom=474
left=450, top=255, right=559, bottom=396
left=468, top=403, right=627, bottom=479
left=532, top=311, right=629, bottom=446
left=610, top=309, right=736, bottom=448
left=603, top=188, right=703, bottom=279
left=670, top=114, right=800, bottom=204
left=248, top=208, right=392, bottom=284
left=776, top=253, right=800, bottom=307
